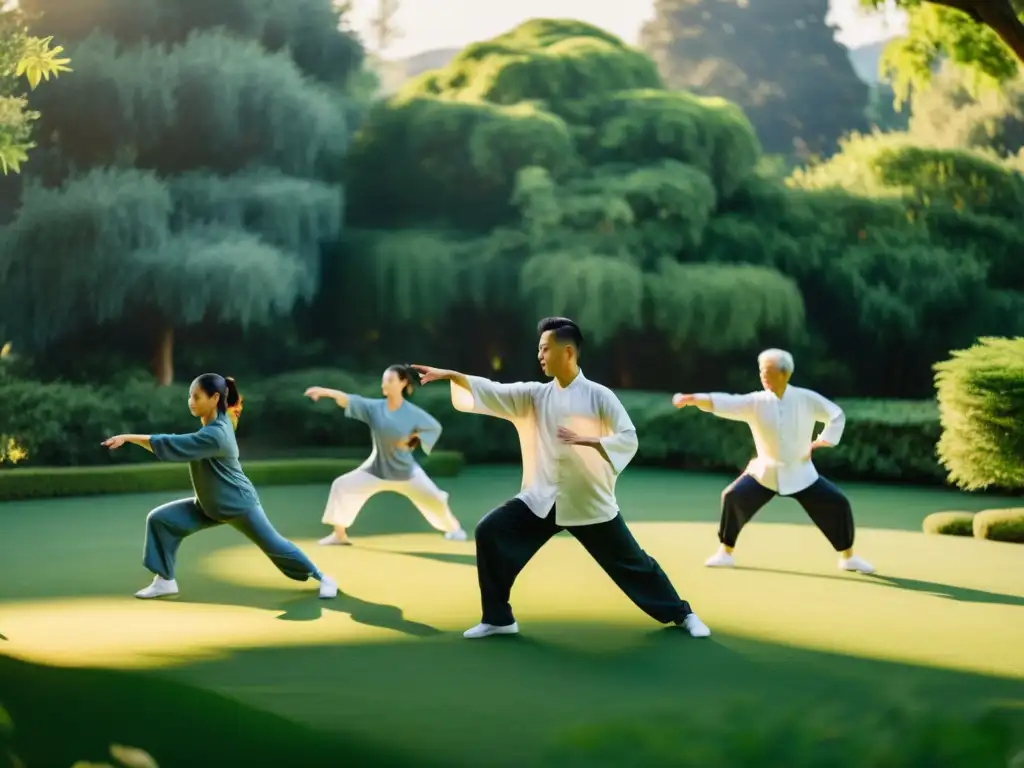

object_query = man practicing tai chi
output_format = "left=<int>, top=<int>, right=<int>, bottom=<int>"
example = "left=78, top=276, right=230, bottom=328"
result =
left=414, top=317, right=711, bottom=640
left=672, top=348, right=875, bottom=574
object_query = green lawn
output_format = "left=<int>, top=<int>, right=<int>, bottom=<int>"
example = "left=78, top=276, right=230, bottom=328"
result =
left=1, top=466, right=1022, bottom=767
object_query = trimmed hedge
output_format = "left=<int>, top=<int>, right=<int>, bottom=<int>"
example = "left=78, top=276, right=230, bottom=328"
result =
left=972, top=508, right=1024, bottom=543
left=922, top=511, right=975, bottom=537
left=0, top=452, right=464, bottom=501
left=0, top=369, right=946, bottom=485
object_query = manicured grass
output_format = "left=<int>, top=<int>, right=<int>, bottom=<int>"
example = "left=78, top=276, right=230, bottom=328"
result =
left=1, top=467, right=1022, bottom=767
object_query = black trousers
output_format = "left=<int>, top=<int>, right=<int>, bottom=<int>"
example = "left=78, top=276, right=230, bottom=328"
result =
left=474, top=498, right=693, bottom=627
left=719, top=473, right=855, bottom=551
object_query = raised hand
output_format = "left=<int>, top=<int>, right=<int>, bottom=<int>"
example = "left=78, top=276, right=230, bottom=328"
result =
left=102, top=435, right=127, bottom=450
left=304, top=386, right=329, bottom=402
left=411, top=365, right=446, bottom=385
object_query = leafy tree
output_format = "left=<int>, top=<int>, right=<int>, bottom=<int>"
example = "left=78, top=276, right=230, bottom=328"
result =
left=934, top=336, right=1024, bottom=491
left=786, top=132, right=1024, bottom=393
left=909, top=61, right=1024, bottom=155
left=343, top=19, right=809, bottom=387
left=640, top=0, right=869, bottom=156
left=0, top=3, right=362, bottom=384
left=862, top=0, right=1024, bottom=103
left=0, top=7, right=70, bottom=174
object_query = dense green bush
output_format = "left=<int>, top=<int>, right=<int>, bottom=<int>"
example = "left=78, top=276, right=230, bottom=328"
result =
left=0, top=371, right=947, bottom=485
left=0, top=453, right=463, bottom=501
left=972, top=508, right=1024, bottom=543
left=549, top=700, right=1021, bottom=767
left=922, top=511, right=975, bottom=536
left=934, top=337, right=1024, bottom=491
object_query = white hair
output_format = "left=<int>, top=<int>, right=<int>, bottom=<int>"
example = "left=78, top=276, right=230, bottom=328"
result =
left=758, top=348, right=794, bottom=375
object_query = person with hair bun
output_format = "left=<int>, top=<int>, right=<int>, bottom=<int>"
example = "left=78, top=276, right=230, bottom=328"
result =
left=102, top=373, right=338, bottom=600
left=304, top=364, right=466, bottom=545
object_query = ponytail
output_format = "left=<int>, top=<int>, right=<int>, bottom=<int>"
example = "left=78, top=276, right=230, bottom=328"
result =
left=193, top=373, right=243, bottom=429
left=224, top=376, right=243, bottom=429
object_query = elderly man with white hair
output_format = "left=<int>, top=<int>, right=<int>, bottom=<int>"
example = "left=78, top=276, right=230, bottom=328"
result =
left=672, top=348, right=875, bottom=574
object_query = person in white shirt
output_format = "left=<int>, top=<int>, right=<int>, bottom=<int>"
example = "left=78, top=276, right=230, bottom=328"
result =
left=413, top=317, right=711, bottom=640
left=672, top=348, right=875, bottom=574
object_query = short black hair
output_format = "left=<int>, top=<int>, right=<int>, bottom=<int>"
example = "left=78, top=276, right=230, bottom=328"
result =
left=537, top=316, right=583, bottom=350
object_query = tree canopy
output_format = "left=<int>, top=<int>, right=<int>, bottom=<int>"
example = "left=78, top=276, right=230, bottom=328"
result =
left=862, top=0, right=1024, bottom=104
left=342, top=18, right=812, bottom=385
left=0, top=1, right=363, bottom=384
left=331, top=17, right=1024, bottom=394
left=640, top=0, right=869, bottom=157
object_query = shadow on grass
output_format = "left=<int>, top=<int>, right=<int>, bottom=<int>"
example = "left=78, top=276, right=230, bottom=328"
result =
left=173, top=586, right=442, bottom=637
left=401, top=550, right=477, bottom=568
left=736, top=566, right=1024, bottom=608
left=2, top=620, right=1023, bottom=768
left=0, top=654, right=432, bottom=768
left=155, top=622, right=1024, bottom=767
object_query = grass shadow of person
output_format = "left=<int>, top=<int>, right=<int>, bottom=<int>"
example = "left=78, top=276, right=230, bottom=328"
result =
left=172, top=583, right=441, bottom=637
left=735, top=566, right=1024, bottom=608
left=398, top=551, right=476, bottom=568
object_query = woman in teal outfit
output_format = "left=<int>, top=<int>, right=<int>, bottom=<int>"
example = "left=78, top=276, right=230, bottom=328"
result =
left=102, top=373, right=338, bottom=600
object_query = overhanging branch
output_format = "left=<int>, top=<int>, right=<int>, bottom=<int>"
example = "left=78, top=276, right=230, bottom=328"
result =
left=928, top=0, right=1024, bottom=63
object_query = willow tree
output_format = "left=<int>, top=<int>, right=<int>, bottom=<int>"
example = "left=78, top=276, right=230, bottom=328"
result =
left=344, top=19, right=807, bottom=385
left=0, top=27, right=350, bottom=383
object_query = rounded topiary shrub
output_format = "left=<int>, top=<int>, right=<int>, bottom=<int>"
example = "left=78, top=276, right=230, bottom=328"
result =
left=972, top=508, right=1024, bottom=543
left=922, top=511, right=975, bottom=537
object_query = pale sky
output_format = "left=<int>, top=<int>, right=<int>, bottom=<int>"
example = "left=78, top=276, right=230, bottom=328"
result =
left=352, top=0, right=908, bottom=60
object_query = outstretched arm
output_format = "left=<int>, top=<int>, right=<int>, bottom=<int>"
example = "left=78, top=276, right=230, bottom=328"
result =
left=103, top=425, right=224, bottom=462
left=413, top=365, right=537, bottom=421
left=304, top=386, right=350, bottom=409
left=305, top=385, right=379, bottom=425
left=673, top=392, right=756, bottom=422
left=101, top=434, right=154, bottom=453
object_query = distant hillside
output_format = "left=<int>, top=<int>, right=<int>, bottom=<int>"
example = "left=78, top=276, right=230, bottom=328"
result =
left=382, top=41, right=889, bottom=93
left=372, top=47, right=460, bottom=95
left=848, top=40, right=888, bottom=84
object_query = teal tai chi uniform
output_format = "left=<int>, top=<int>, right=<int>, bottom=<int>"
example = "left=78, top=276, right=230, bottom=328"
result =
left=144, top=413, right=322, bottom=582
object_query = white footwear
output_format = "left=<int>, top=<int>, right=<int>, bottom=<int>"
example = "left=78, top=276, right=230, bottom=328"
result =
left=134, top=576, right=178, bottom=599
left=839, top=555, right=876, bottom=574
left=704, top=548, right=735, bottom=568
left=463, top=622, right=519, bottom=639
left=444, top=529, right=468, bottom=541
left=318, top=574, right=339, bottom=599
left=681, top=614, right=711, bottom=638
left=318, top=532, right=351, bottom=546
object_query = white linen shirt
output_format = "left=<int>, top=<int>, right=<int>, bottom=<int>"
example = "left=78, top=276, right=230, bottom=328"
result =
left=709, top=386, right=846, bottom=496
left=450, top=370, right=637, bottom=526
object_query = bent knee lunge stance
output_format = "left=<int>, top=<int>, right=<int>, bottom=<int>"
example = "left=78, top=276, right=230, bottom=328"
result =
left=416, top=316, right=710, bottom=640
left=304, top=363, right=466, bottom=546
left=672, top=348, right=874, bottom=574
left=104, top=373, right=338, bottom=601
